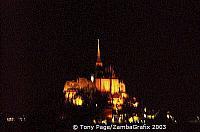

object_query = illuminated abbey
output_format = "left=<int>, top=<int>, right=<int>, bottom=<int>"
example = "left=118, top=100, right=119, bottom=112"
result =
left=63, top=41, right=165, bottom=123
left=64, top=39, right=127, bottom=105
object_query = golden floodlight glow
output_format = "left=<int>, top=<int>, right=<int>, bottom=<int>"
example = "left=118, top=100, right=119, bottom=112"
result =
left=128, top=117, right=133, bottom=123
left=122, top=93, right=128, bottom=98
left=133, top=115, right=139, bottom=122
left=147, top=115, right=152, bottom=119
left=112, top=117, right=115, bottom=123
left=95, top=78, right=126, bottom=94
left=133, top=102, right=139, bottom=107
left=119, top=117, right=122, bottom=124
left=102, top=119, right=107, bottom=125
left=93, top=119, right=96, bottom=124
left=73, top=96, right=83, bottom=106
left=144, top=107, right=147, bottom=113
left=65, top=92, right=75, bottom=100
left=107, top=114, right=112, bottom=119
left=112, top=97, right=124, bottom=110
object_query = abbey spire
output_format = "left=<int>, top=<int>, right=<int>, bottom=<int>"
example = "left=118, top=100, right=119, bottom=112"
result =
left=96, top=39, right=103, bottom=67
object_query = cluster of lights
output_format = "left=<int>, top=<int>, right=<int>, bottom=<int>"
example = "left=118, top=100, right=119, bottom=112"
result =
left=92, top=119, right=108, bottom=125
left=112, top=98, right=123, bottom=110
left=6, top=116, right=26, bottom=122
left=128, top=115, right=139, bottom=123
left=93, top=105, right=160, bottom=125
left=143, top=107, right=157, bottom=119
left=197, top=116, right=200, bottom=121
left=7, top=117, right=14, bottom=122
left=101, top=119, right=107, bottom=125
left=132, top=102, right=139, bottom=107
left=73, top=96, right=83, bottom=106
left=18, top=117, right=26, bottom=122
left=167, top=111, right=177, bottom=123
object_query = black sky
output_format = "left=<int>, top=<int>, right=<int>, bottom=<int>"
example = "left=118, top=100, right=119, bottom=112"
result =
left=1, top=1, right=200, bottom=116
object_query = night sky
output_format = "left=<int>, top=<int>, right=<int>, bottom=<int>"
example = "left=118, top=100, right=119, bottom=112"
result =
left=1, top=1, right=200, bottom=117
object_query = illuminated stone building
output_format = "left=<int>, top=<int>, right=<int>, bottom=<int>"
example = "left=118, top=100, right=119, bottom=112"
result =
left=94, top=39, right=126, bottom=96
left=63, top=39, right=127, bottom=105
left=63, top=77, right=96, bottom=104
